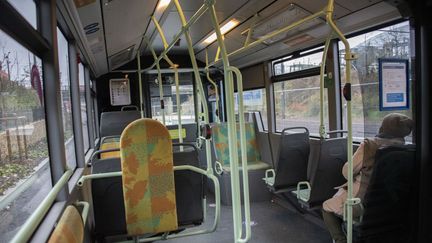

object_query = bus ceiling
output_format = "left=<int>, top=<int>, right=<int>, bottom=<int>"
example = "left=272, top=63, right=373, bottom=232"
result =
left=62, top=0, right=404, bottom=78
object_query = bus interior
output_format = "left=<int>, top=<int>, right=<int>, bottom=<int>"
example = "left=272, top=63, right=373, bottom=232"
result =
left=0, top=0, right=431, bottom=242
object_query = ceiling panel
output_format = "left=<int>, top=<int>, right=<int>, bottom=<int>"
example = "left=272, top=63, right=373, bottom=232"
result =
left=70, top=0, right=400, bottom=75
left=148, top=0, right=249, bottom=53
left=74, top=0, right=108, bottom=75
left=335, top=0, right=382, bottom=12
left=103, top=0, right=157, bottom=56
left=228, top=1, right=399, bottom=68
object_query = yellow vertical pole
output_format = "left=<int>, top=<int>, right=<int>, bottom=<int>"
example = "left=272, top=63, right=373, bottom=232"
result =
left=152, top=15, right=184, bottom=141
left=172, top=0, right=214, bottom=178
left=205, top=49, right=220, bottom=123
left=319, top=34, right=332, bottom=138
left=207, top=1, right=251, bottom=242
left=137, top=53, right=144, bottom=118
left=325, top=1, right=358, bottom=243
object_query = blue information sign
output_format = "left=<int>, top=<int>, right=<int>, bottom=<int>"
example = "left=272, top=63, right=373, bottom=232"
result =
left=378, top=58, right=410, bottom=111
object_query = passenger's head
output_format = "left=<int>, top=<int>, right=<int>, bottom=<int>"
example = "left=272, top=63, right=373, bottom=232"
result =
left=378, top=113, right=414, bottom=138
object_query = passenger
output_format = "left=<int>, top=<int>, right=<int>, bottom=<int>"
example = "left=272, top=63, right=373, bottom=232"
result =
left=321, top=113, right=414, bottom=243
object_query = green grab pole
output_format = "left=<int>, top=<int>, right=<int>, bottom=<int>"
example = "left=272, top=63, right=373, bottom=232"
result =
left=148, top=45, right=166, bottom=125
left=208, top=2, right=244, bottom=242
left=137, top=53, right=144, bottom=118
left=135, top=165, right=220, bottom=242
left=144, top=4, right=209, bottom=72
left=173, top=66, right=184, bottom=145
left=228, top=66, right=252, bottom=243
left=78, top=165, right=220, bottom=243
left=77, top=171, right=122, bottom=186
left=10, top=169, right=73, bottom=243
left=214, top=46, right=221, bottom=63
left=205, top=49, right=220, bottom=123
left=152, top=16, right=169, bottom=49
left=319, top=34, right=332, bottom=138
left=150, top=16, right=184, bottom=144
left=244, top=14, right=258, bottom=47
left=172, top=0, right=214, bottom=175
left=207, top=8, right=326, bottom=68
left=157, top=62, right=165, bottom=125
left=325, top=0, right=358, bottom=242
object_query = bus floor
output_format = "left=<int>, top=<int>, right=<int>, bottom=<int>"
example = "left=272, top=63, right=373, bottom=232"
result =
left=165, top=194, right=332, bottom=243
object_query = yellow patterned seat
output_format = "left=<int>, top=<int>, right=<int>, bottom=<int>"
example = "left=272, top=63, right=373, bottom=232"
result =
left=48, top=205, right=84, bottom=243
left=120, top=118, right=178, bottom=236
left=100, top=140, right=120, bottom=159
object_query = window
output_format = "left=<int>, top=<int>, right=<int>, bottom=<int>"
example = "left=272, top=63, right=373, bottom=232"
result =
left=234, top=88, right=268, bottom=130
left=7, top=0, right=37, bottom=29
left=149, top=73, right=195, bottom=125
left=57, top=28, right=76, bottom=169
left=339, top=21, right=413, bottom=141
left=92, top=92, right=99, bottom=139
left=274, top=75, right=329, bottom=134
left=0, top=29, right=52, bottom=242
left=273, top=51, right=323, bottom=75
left=78, top=63, right=89, bottom=152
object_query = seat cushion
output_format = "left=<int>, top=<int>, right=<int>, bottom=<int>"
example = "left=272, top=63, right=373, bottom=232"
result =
left=100, top=141, right=120, bottom=159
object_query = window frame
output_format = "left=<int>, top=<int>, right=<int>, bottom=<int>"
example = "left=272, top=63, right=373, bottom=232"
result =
left=272, top=46, right=324, bottom=77
left=335, top=19, right=412, bottom=141
left=271, top=53, right=324, bottom=135
left=148, top=72, right=197, bottom=126
left=234, top=87, right=268, bottom=131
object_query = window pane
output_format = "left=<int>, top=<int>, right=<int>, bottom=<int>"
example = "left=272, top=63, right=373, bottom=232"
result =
left=274, top=75, right=329, bottom=135
left=57, top=28, right=76, bottom=169
left=78, top=64, right=89, bottom=152
left=92, top=92, right=98, bottom=139
left=150, top=73, right=195, bottom=125
left=7, top=0, right=37, bottom=29
left=235, top=89, right=268, bottom=130
left=339, top=21, right=413, bottom=141
left=274, top=51, right=323, bottom=75
left=0, top=29, right=52, bottom=242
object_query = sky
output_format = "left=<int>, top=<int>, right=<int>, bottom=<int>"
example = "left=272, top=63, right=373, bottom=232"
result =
left=1, top=0, right=39, bottom=86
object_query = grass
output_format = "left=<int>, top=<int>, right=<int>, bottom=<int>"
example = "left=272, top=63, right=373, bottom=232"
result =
left=0, top=139, right=49, bottom=196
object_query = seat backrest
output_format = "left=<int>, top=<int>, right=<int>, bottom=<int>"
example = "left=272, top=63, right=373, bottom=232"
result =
left=354, top=145, right=416, bottom=240
left=274, top=127, right=310, bottom=190
left=100, top=111, right=141, bottom=137
left=91, top=145, right=205, bottom=238
left=48, top=206, right=84, bottom=243
left=120, top=118, right=178, bottom=235
left=308, top=137, right=347, bottom=205
left=172, top=144, right=204, bottom=226
left=211, top=122, right=261, bottom=166
left=166, top=123, right=198, bottom=143
left=91, top=158, right=126, bottom=238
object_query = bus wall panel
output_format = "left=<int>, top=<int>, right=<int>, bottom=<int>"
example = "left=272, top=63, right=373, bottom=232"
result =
left=236, top=63, right=266, bottom=91
left=95, top=55, right=204, bottom=120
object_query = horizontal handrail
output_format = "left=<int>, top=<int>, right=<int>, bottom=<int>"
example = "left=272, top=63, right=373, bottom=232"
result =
left=74, top=201, right=90, bottom=226
left=11, top=169, right=73, bottom=243
left=77, top=165, right=221, bottom=242
left=89, top=148, right=120, bottom=165
left=207, top=8, right=326, bottom=68
left=143, top=3, right=209, bottom=72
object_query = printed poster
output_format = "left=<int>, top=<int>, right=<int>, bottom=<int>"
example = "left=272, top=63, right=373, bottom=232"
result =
left=379, top=59, right=409, bottom=110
